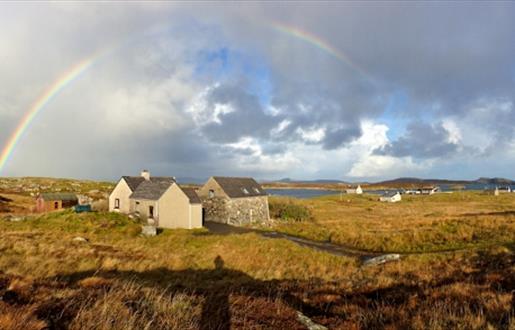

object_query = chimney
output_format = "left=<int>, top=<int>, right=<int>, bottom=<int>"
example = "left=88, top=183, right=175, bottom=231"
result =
left=141, top=170, right=150, bottom=181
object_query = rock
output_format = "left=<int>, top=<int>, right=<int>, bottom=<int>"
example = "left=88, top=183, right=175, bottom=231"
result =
left=296, top=311, right=327, bottom=330
left=142, top=225, right=157, bottom=237
left=363, top=254, right=401, bottom=266
left=73, top=236, right=89, bottom=243
left=3, top=215, right=25, bottom=222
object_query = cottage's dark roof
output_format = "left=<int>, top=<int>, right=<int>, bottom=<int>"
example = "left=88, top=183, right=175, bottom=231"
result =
left=179, top=186, right=202, bottom=204
left=40, top=193, right=78, bottom=201
left=122, top=176, right=146, bottom=191
left=212, top=176, right=267, bottom=198
left=129, top=180, right=174, bottom=200
left=122, top=176, right=175, bottom=192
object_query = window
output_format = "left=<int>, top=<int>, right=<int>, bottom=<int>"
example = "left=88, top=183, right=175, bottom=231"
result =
left=54, top=201, right=59, bottom=209
left=241, top=188, right=249, bottom=195
left=114, top=198, right=120, bottom=209
left=209, top=189, right=215, bottom=198
left=149, top=206, right=154, bottom=219
left=253, top=188, right=260, bottom=194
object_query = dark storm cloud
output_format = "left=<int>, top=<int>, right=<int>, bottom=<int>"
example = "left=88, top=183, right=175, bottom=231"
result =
left=323, top=126, right=362, bottom=150
left=317, top=2, right=515, bottom=116
left=199, top=84, right=280, bottom=143
left=374, top=121, right=458, bottom=159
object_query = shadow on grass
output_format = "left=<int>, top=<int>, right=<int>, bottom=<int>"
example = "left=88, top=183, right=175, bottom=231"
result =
left=40, top=256, right=333, bottom=329
left=460, top=210, right=515, bottom=217
left=0, top=195, right=13, bottom=203
left=1, top=250, right=514, bottom=329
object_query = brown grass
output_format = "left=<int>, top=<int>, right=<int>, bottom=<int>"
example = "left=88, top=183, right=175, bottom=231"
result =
left=267, top=192, right=515, bottom=253
left=0, top=188, right=513, bottom=328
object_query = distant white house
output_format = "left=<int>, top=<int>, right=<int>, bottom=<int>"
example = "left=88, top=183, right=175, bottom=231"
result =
left=380, top=191, right=402, bottom=203
left=405, top=186, right=439, bottom=195
left=346, top=185, right=363, bottom=194
left=421, top=186, right=439, bottom=195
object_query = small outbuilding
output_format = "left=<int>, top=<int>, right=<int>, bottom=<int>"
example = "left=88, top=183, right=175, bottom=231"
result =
left=380, top=191, right=402, bottom=203
left=198, top=176, right=270, bottom=226
left=35, top=193, right=78, bottom=212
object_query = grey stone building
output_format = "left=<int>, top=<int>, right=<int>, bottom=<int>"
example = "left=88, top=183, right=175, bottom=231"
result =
left=197, top=176, right=270, bottom=226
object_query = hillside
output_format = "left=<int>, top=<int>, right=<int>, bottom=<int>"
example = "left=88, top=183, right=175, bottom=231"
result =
left=262, top=176, right=515, bottom=190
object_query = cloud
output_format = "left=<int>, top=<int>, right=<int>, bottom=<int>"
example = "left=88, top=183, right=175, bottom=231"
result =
left=189, top=83, right=279, bottom=143
left=1, top=3, right=515, bottom=180
left=348, top=155, right=426, bottom=178
left=374, top=121, right=460, bottom=159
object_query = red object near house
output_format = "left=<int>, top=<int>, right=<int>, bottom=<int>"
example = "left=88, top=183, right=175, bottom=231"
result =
left=35, top=193, right=78, bottom=213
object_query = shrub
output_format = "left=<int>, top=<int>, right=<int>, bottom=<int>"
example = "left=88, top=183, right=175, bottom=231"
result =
left=124, top=224, right=142, bottom=237
left=269, top=198, right=312, bottom=222
left=91, top=199, right=108, bottom=212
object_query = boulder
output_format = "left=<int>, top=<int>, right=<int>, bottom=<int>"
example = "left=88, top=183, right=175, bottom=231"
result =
left=296, top=311, right=327, bottom=330
left=142, top=225, right=157, bottom=237
left=363, top=254, right=401, bottom=266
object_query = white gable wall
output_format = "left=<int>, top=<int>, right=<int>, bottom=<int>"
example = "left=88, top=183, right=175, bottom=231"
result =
left=109, top=179, right=133, bottom=213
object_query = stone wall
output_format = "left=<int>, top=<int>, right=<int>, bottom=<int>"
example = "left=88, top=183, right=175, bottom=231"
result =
left=201, top=196, right=270, bottom=226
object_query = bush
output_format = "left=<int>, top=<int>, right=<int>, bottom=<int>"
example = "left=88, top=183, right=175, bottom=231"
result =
left=91, top=199, right=108, bottom=212
left=269, top=198, right=312, bottom=222
left=124, top=224, right=142, bottom=237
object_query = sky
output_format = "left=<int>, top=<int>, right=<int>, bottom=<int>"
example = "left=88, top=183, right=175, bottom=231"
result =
left=1, top=2, right=515, bottom=182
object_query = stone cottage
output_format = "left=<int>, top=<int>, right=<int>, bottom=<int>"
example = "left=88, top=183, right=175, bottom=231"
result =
left=198, top=176, right=270, bottom=226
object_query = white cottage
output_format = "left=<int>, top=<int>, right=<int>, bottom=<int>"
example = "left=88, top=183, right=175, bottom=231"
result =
left=108, top=170, right=175, bottom=214
left=380, top=191, right=402, bottom=203
left=346, top=185, right=363, bottom=194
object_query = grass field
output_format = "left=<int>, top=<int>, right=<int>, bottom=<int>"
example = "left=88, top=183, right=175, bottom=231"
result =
left=0, top=180, right=514, bottom=329
left=268, top=192, right=515, bottom=253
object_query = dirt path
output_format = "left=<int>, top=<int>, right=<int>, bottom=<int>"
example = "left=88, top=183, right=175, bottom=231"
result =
left=203, top=223, right=505, bottom=261
left=204, top=222, right=381, bottom=260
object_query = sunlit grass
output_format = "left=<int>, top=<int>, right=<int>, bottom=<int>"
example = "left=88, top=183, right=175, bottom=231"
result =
left=0, top=180, right=514, bottom=328
left=266, top=192, right=515, bottom=252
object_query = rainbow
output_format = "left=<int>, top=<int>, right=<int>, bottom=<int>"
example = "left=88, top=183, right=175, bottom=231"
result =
left=270, top=21, right=370, bottom=79
left=0, top=59, right=94, bottom=173
left=0, top=22, right=369, bottom=175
